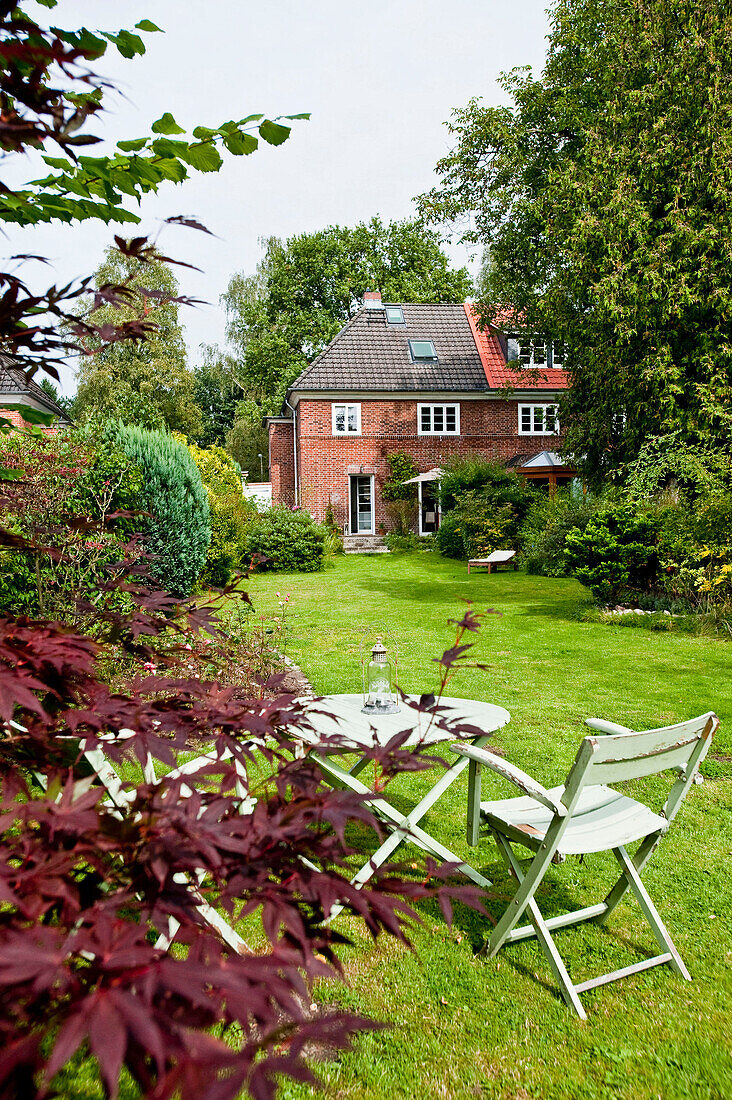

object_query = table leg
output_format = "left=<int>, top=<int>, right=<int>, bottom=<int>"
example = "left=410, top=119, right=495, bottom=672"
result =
left=313, top=741, right=493, bottom=918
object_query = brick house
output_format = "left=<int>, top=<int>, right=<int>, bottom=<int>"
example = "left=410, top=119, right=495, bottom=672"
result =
left=0, top=352, right=72, bottom=430
left=267, top=293, right=573, bottom=540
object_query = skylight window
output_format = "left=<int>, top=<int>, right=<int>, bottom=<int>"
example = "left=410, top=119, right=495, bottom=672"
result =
left=409, top=339, right=438, bottom=362
left=385, top=306, right=405, bottom=324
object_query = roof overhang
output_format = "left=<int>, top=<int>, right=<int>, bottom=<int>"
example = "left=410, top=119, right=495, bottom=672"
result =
left=286, top=389, right=566, bottom=403
left=402, top=467, right=443, bottom=485
left=0, top=392, right=72, bottom=424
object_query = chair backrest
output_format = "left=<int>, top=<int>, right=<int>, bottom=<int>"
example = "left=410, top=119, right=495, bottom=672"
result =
left=562, top=712, right=719, bottom=818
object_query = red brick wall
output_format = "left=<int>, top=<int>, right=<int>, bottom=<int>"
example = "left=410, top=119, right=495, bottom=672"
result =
left=282, top=397, right=563, bottom=530
left=268, top=420, right=296, bottom=506
left=0, top=406, right=64, bottom=435
left=1, top=407, right=34, bottom=430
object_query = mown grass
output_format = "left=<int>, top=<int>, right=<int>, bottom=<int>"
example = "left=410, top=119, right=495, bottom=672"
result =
left=243, top=553, right=732, bottom=1100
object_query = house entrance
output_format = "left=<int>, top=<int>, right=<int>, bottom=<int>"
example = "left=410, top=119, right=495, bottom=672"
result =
left=349, top=475, right=374, bottom=534
left=419, top=480, right=441, bottom=535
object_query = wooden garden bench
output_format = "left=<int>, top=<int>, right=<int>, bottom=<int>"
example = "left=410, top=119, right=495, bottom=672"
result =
left=467, top=550, right=518, bottom=574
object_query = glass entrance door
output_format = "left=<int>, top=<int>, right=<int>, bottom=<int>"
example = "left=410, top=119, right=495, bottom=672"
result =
left=350, top=475, right=373, bottom=534
left=419, top=481, right=440, bottom=534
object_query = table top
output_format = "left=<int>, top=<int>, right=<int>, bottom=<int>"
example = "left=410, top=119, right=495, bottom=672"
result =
left=297, top=693, right=510, bottom=751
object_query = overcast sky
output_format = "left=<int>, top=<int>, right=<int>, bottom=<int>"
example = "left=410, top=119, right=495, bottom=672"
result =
left=11, top=0, right=552, bottom=392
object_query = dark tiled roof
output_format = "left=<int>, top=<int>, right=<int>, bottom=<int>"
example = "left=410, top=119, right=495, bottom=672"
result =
left=291, top=303, right=488, bottom=392
left=0, top=352, right=71, bottom=421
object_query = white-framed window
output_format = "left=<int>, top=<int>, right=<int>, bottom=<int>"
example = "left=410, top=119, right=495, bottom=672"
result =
left=551, top=343, right=565, bottom=369
left=418, top=403, right=460, bottom=436
left=507, top=336, right=564, bottom=369
left=518, top=403, right=560, bottom=435
left=331, top=402, right=361, bottom=435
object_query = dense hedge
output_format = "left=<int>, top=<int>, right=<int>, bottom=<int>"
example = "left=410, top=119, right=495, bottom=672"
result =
left=244, top=507, right=326, bottom=572
left=112, top=423, right=210, bottom=596
left=0, top=429, right=142, bottom=618
left=522, top=436, right=732, bottom=615
left=520, top=492, right=598, bottom=577
left=564, top=505, right=661, bottom=604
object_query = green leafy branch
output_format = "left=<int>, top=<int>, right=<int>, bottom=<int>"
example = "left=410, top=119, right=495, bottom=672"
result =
left=4, top=112, right=309, bottom=227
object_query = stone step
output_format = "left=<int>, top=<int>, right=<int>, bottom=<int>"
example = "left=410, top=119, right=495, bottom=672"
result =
left=343, top=534, right=388, bottom=555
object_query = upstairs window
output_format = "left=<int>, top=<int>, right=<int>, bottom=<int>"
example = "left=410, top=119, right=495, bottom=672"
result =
left=418, top=403, right=459, bottom=436
left=385, top=305, right=405, bottom=324
left=519, top=403, right=559, bottom=435
left=551, top=343, right=565, bottom=369
left=508, top=335, right=563, bottom=369
left=332, top=402, right=361, bottom=435
left=409, top=339, right=438, bottom=362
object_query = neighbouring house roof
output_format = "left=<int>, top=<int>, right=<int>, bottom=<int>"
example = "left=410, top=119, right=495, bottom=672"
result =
left=0, top=352, right=71, bottom=422
left=286, top=302, right=570, bottom=400
left=290, top=303, right=488, bottom=393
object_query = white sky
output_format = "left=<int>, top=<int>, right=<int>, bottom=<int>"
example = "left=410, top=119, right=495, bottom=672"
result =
left=9, top=0, right=551, bottom=393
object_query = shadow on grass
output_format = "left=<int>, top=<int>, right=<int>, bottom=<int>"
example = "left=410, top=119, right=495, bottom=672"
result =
left=353, top=569, right=592, bottom=625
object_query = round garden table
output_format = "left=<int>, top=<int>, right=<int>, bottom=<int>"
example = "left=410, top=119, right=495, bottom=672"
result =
left=295, top=693, right=510, bottom=913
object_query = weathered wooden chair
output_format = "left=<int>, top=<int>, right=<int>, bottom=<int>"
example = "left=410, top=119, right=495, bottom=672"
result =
left=452, top=712, right=719, bottom=1018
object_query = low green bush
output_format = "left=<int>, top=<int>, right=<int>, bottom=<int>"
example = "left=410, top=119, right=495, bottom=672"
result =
left=385, top=531, right=422, bottom=552
left=564, top=505, right=661, bottom=604
left=244, top=507, right=326, bottom=572
left=521, top=492, right=600, bottom=577
left=433, top=510, right=466, bottom=559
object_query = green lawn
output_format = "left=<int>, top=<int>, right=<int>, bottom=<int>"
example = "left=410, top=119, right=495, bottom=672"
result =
left=246, top=553, right=732, bottom=1100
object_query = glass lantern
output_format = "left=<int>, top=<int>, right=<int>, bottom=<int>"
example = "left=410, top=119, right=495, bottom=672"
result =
left=361, top=635, right=400, bottom=715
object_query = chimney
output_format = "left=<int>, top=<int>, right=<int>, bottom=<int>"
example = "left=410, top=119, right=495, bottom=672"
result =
left=363, top=290, right=382, bottom=310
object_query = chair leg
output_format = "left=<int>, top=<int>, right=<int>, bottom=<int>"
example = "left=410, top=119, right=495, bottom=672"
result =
left=598, top=830, right=663, bottom=923
left=491, top=833, right=587, bottom=1019
left=612, top=846, right=691, bottom=980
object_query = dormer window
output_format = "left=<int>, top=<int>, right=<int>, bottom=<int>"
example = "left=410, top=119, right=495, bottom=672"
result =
left=507, top=335, right=563, bottom=369
left=409, top=339, right=438, bottom=362
left=385, top=305, right=405, bottom=325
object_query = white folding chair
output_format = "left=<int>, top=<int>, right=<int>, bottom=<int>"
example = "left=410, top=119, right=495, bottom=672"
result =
left=17, top=720, right=255, bottom=955
left=453, top=712, right=719, bottom=1018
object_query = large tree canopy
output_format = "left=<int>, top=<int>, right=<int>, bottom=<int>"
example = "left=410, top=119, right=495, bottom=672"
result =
left=222, top=217, right=473, bottom=415
left=74, top=252, right=202, bottom=436
left=418, top=0, right=732, bottom=482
